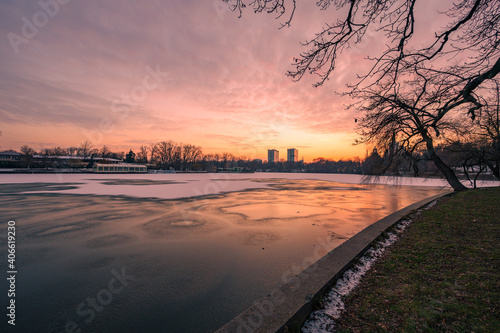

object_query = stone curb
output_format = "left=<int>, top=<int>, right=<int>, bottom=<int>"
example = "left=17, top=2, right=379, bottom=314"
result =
left=216, top=191, right=453, bottom=333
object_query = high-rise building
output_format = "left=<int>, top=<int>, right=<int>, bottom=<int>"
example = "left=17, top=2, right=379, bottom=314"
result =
left=287, top=148, right=298, bottom=162
left=267, top=149, right=279, bottom=163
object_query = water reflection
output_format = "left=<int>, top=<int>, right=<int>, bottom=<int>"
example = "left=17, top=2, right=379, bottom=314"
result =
left=0, top=177, right=447, bottom=333
left=222, top=203, right=333, bottom=220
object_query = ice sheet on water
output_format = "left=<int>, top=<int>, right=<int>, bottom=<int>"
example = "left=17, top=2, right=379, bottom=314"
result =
left=1, top=173, right=497, bottom=199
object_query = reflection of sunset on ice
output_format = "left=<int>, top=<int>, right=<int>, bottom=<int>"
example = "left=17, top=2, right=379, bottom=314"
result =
left=0, top=173, right=453, bottom=332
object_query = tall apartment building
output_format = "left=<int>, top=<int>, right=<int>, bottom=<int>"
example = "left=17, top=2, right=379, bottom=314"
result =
left=267, top=149, right=279, bottom=163
left=287, top=148, right=298, bottom=162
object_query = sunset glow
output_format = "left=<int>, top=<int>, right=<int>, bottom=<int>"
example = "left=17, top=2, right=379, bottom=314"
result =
left=0, top=1, right=448, bottom=161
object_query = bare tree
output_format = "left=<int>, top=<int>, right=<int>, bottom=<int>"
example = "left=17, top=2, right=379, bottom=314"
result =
left=20, top=145, right=36, bottom=168
left=224, top=0, right=500, bottom=190
left=52, top=147, right=66, bottom=156
left=78, top=140, right=93, bottom=158
left=151, top=141, right=182, bottom=169
left=100, top=145, right=111, bottom=158
left=136, top=145, right=149, bottom=164
left=181, top=144, right=203, bottom=170
left=213, top=153, right=221, bottom=170
left=66, top=147, right=77, bottom=156
left=149, top=142, right=159, bottom=165
left=221, top=152, right=235, bottom=170
left=114, top=151, right=125, bottom=161
left=477, top=82, right=500, bottom=179
left=89, top=148, right=99, bottom=158
left=447, top=81, right=500, bottom=181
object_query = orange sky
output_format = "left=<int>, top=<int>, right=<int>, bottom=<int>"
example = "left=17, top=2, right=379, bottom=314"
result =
left=0, top=1, right=450, bottom=162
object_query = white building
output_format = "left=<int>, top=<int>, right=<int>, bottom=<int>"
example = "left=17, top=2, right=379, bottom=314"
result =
left=267, top=149, right=279, bottom=163
left=93, top=163, right=147, bottom=173
left=287, top=148, right=298, bottom=162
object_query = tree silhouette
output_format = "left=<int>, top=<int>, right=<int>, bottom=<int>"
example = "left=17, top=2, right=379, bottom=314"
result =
left=78, top=140, right=93, bottom=158
left=447, top=80, right=500, bottom=181
left=100, top=145, right=111, bottom=158
left=224, top=0, right=500, bottom=190
left=20, top=145, right=36, bottom=168
left=125, top=150, right=136, bottom=163
left=137, top=145, right=149, bottom=164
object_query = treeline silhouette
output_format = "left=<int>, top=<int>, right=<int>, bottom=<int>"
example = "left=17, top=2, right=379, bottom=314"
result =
left=2, top=139, right=496, bottom=180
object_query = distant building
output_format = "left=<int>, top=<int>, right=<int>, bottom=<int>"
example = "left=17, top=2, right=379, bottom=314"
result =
left=267, top=149, right=279, bottom=163
left=0, top=150, right=22, bottom=162
left=287, top=148, right=298, bottom=162
left=0, top=150, right=22, bottom=167
left=93, top=163, right=147, bottom=173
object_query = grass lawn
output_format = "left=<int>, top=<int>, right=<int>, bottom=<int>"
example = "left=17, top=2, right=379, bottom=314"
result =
left=335, top=187, right=500, bottom=332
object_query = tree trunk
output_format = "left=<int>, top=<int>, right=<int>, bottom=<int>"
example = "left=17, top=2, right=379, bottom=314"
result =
left=424, top=136, right=468, bottom=191
left=485, top=160, right=500, bottom=181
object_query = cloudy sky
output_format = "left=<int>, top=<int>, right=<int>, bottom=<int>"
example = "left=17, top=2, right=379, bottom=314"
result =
left=0, top=0, right=449, bottom=161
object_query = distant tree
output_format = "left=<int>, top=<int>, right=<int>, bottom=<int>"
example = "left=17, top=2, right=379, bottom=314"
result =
left=89, top=148, right=99, bottom=158
left=213, top=153, right=221, bottom=170
left=100, top=145, right=111, bottom=158
left=221, top=152, right=235, bottom=170
left=225, top=0, right=500, bottom=191
left=248, top=158, right=263, bottom=171
left=476, top=82, right=500, bottom=179
left=171, top=144, right=182, bottom=169
left=66, top=147, right=77, bottom=156
left=136, top=145, right=149, bottom=164
left=149, top=142, right=159, bottom=165
left=444, top=141, right=488, bottom=187
left=434, top=80, right=500, bottom=182
left=181, top=144, right=202, bottom=170
left=201, top=153, right=213, bottom=171
left=155, top=141, right=172, bottom=169
left=20, top=146, right=35, bottom=155
left=114, top=151, right=125, bottom=161
left=150, top=141, right=182, bottom=169
left=39, top=148, right=51, bottom=156
left=125, top=150, right=136, bottom=163
left=78, top=140, right=93, bottom=158
left=54, top=147, right=67, bottom=156
left=20, top=145, right=36, bottom=168
left=39, top=148, right=53, bottom=169
left=362, top=149, right=384, bottom=175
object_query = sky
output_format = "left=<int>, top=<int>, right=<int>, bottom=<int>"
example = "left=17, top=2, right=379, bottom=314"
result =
left=0, top=0, right=449, bottom=161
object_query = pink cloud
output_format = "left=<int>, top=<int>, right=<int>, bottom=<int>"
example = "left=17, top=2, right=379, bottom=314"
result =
left=0, top=0, right=455, bottom=160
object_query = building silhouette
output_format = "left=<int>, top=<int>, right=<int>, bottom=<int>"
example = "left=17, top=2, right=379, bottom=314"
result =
left=287, top=148, right=298, bottom=162
left=267, top=149, right=279, bottom=163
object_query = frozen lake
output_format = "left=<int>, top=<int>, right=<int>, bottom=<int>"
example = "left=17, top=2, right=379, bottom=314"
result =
left=0, top=173, right=493, bottom=332
left=0, top=172, right=479, bottom=199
